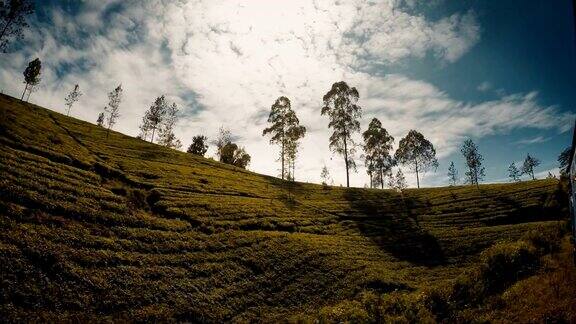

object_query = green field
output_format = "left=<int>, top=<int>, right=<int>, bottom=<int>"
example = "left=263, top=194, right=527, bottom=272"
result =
left=0, top=94, right=572, bottom=322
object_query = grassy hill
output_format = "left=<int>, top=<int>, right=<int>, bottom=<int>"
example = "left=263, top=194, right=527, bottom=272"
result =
left=0, top=93, right=572, bottom=322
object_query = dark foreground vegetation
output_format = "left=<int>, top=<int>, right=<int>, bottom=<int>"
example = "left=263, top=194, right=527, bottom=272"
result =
left=0, top=94, right=573, bottom=322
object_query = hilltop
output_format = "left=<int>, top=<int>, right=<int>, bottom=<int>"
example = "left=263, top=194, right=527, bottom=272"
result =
left=0, top=94, right=573, bottom=322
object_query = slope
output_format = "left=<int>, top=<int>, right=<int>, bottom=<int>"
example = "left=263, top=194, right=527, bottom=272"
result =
left=0, top=93, right=568, bottom=322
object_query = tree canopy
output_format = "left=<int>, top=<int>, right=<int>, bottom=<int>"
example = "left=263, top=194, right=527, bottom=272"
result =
left=460, top=139, right=485, bottom=188
left=0, top=0, right=34, bottom=52
left=362, top=118, right=394, bottom=189
left=394, top=130, right=438, bottom=188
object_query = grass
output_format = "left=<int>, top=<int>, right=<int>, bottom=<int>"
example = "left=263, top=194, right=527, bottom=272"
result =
left=0, top=93, right=572, bottom=322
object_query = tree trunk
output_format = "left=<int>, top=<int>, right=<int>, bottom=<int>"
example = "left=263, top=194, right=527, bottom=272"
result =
left=21, top=83, right=28, bottom=101
left=380, top=168, right=384, bottom=189
left=369, top=173, right=372, bottom=188
left=151, top=127, right=156, bottom=143
left=281, top=139, right=285, bottom=180
left=414, top=159, right=420, bottom=189
left=67, top=105, right=71, bottom=116
left=343, top=136, right=349, bottom=187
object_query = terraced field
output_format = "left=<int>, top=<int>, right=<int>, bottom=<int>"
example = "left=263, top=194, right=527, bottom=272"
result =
left=0, top=94, right=569, bottom=322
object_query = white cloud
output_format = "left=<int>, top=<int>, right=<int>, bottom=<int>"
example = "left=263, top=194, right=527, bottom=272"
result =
left=514, top=135, right=550, bottom=146
left=477, top=81, right=491, bottom=92
left=0, top=0, right=572, bottom=188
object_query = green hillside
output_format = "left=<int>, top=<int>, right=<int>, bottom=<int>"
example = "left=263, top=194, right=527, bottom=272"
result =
left=0, top=93, right=572, bottom=322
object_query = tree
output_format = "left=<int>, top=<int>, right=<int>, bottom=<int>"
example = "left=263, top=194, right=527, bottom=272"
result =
left=388, top=169, right=407, bottom=192
left=362, top=118, right=394, bottom=189
left=521, top=153, right=540, bottom=180
left=220, top=142, right=250, bottom=169
left=263, top=97, right=306, bottom=180
left=158, top=102, right=182, bottom=149
left=558, top=147, right=570, bottom=176
left=394, top=130, right=438, bottom=188
left=64, top=84, right=82, bottom=116
left=96, top=112, right=104, bottom=127
left=320, top=165, right=331, bottom=186
left=447, top=161, right=458, bottom=186
left=214, top=127, right=232, bottom=161
left=321, top=81, right=362, bottom=187
left=21, top=57, right=40, bottom=101
left=104, top=85, right=122, bottom=138
left=508, top=162, right=521, bottom=182
left=187, top=135, right=208, bottom=156
left=0, top=0, right=34, bottom=53
left=546, top=172, right=556, bottom=179
left=460, top=139, right=485, bottom=188
left=140, top=96, right=167, bottom=143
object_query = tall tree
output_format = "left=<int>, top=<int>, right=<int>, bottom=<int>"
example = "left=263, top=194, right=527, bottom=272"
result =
left=284, top=110, right=306, bottom=181
left=263, top=96, right=291, bottom=179
left=508, top=162, right=521, bottom=182
left=96, top=112, right=104, bottom=127
left=362, top=118, right=395, bottom=189
left=21, top=57, right=40, bottom=101
left=64, top=84, right=82, bottom=116
left=187, top=135, right=208, bottom=156
left=215, top=127, right=232, bottom=161
left=158, top=102, right=181, bottom=149
left=521, top=153, right=540, bottom=180
left=321, top=81, right=362, bottom=187
left=447, top=161, right=458, bottom=186
left=0, top=0, right=34, bottom=52
left=394, top=130, right=438, bottom=188
left=141, top=95, right=167, bottom=143
left=558, top=147, right=570, bottom=176
left=460, top=139, right=485, bottom=188
left=104, top=85, right=122, bottom=138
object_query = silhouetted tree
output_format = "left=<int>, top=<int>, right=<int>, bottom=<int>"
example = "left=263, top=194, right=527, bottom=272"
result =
left=320, top=165, right=331, bottom=186
left=64, top=84, right=82, bottom=116
left=321, top=81, right=362, bottom=187
left=447, top=161, right=458, bottom=186
left=521, top=153, right=540, bottom=180
left=21, top=57, right=40, bottom=101
left=362, top=118, right=394, bottom=189
left=394, top=130, right=438, bottom=188
left=158, top=102, right=181, bottom=149
left=388, top=169, right=407, bottom=192
left=546, top=172, right=556, bottom=179
left=96, top=112, right=104, bottom=127
left=460, top=139, right=485, bottom=188
left=508, top=162, right=521, bottom=182
left=220, top=142, right=250, bottom=169
left=141, top=95, right=167, bottom=143
left=0, top=0, right=34, bottom=52
left=263, top=96, right=306, bottom=180
left=187, top=135, right=208, bottom=156
left=558, top=147, right=570, bottom=176
left=104, top=85, right=122, bottom=138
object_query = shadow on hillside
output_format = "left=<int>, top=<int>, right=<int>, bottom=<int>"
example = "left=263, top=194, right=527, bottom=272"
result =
left=484, top=190, right=565, bottom=226
left=343, top=188, right=446, bottom=267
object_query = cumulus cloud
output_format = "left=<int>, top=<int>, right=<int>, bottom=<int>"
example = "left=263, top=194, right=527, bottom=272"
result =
left=0, top=0, right=572, bottom=187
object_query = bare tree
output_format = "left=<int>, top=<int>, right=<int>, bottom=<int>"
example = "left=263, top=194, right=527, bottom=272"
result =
left=320, top=165, right=331, bottom=186
left=0, top=0, right=34, bottom=53
left=321, top=81, right=362, bottom=187
left=104, top=85, right=122, bottom=138
left=394, top=130, right=438, bottom=188
left=21, top=57, right=40, bottom=101
left=447, top=161, right=458, bottom=186
left=64, top=84, right=82, bottom=116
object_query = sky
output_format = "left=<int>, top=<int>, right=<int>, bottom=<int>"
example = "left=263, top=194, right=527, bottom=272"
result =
left=1, top=0, right=575, bottom=187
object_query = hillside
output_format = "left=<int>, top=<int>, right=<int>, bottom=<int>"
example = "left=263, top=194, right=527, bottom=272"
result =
left=0, top=93, right=572, bottom=322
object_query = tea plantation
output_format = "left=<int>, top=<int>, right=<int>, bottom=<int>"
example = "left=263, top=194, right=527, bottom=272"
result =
left=0, top=94, right=571, bottom=322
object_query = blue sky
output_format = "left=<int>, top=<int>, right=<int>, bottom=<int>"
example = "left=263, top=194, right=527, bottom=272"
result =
left=0, top=0, right=574, bottom=187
